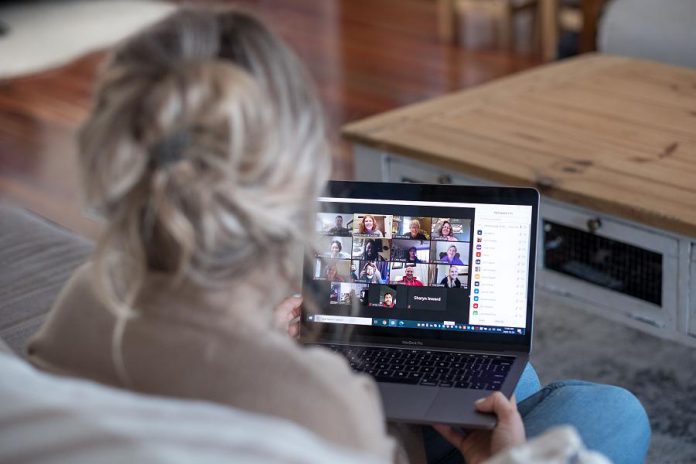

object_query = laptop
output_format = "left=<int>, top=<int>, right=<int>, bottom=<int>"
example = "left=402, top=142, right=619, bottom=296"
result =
left=300, top=181, right=539, bottom=429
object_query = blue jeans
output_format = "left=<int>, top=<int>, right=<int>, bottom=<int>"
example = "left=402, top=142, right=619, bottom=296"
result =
left=423, top=363, right=651, bottom=464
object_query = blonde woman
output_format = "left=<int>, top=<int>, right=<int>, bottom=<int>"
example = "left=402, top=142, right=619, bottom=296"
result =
left=26, top=8, right=394, bottom=460
left=27, top=8, right=649, bottom=464
left=401, top=218, right=427, bottom=240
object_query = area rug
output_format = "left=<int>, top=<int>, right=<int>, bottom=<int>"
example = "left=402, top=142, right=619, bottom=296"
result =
left=0, top=0, right=175, bottom=79
left=532, top=291, right=696, bottom=463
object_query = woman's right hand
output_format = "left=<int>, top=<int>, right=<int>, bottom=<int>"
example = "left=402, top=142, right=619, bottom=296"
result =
left=433, top=392, right=525, bottom=464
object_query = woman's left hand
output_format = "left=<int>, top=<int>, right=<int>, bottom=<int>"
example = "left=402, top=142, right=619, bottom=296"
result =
left=274, top=295, right=302, bottom=338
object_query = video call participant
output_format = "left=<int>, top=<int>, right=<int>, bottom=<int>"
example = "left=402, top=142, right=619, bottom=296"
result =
left=399, top=265, right=424, bottom=286
left=359, top=262, right=383, bottom=284
left=405, top=246, right=421, bottom=264
left=360, top=239, right=385, bottom=262
left=326, top=240, right=350, bottom=259
left=325, top=263, right=346, bottom=282
left=401, top=219, right=427, bottom=240
left=327, top=215, right=350, bottom=236
left=440, top=244, right=464, bottom=265
left=433, top=220, right=457, bottom=241
left=440, top=265, right=462, bottom=288
left=381, top=291, right=395, bottom=308
left=358, top=215, right=383, bottom=237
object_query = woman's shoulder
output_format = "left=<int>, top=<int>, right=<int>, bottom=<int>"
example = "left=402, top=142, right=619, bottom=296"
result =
left=27, top=261, right=121, bottom=384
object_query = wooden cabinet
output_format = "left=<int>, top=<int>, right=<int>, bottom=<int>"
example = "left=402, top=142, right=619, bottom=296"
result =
left=355, top=146, right=696, bottom=346
left=346, top=55, right=696, bottom=347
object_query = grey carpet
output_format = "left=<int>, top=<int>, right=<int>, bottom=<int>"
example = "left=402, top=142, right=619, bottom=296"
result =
left=532, top=292, right=696, bottom=463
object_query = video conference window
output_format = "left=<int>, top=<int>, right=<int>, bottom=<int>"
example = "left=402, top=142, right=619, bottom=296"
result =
left=434, top=264, right=468, bottom=289
left=312, top=210, right=476, bottom=318
left=330, top=283, right=369, bottom=305
left=316, top=213, right=352, bottom=236
left=352, top=238, right=391, bottom=262
left=431, top=241, right=469, bottom=265
left=318, top=236, right=351, bottom=259
left=369, top=285, right=399, bottom=308
left=314, top=258, right=352, bottom=282
left=431, top=218, right=471, bottom=242
left=353, top=214, right=392, bottom=239
left=389, top=263, right=431, bottom=286
left=354, top=260, right=390, bottom=284
left=392, top=216, right=432, bottom=240
left=390, top=239, right=430, bottom=263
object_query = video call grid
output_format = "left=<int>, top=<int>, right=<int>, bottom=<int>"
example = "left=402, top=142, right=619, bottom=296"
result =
left=315, top=212, right=473, bottom=289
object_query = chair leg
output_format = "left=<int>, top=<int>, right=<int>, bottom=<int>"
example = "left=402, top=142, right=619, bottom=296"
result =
left=437, top=0, right=460, bottom=44
left=498, top=2, right=514, bottom=50
left=539, top=0, right=558, bottom=60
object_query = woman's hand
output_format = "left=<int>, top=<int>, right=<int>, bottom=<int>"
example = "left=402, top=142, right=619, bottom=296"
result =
left=273, top=295, right=302, bottom=338
left=433, top=392, right=525, bottom=464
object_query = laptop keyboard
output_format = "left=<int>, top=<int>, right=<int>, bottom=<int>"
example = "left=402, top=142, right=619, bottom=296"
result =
left=327, top=345, right=513, bottom=390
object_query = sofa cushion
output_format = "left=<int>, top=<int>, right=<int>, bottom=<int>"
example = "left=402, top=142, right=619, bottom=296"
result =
left=599, top=0, right=696, bottom=68
left=0, top=351, right=383, bottom=464
left=0, top=204, right=93, bottom=357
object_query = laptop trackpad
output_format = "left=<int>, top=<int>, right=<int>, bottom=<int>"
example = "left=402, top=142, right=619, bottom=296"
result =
left=426, top=389, right=497, bottom=428
left=378, top=383, right=438, bottom=421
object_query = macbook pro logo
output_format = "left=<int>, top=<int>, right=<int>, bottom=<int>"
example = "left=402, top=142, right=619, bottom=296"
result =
left=401, top=340, right=423, bottom=346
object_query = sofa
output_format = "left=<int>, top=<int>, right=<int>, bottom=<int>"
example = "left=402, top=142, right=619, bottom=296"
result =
left=0, top=203, right=384, bottom=463
left=599, top=0, right=696, bottom=68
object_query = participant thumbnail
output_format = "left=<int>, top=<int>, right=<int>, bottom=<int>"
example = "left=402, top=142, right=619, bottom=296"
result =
left=354, top=260, right=390, bottom=284
left=352, top=238, right=391, bottom=262
left=390, top=239, right=430, bottom=263
left=431, top=218, right=472, bottom=242
left=392, top=216, right=432, bottom=240
left=314, top=258, right=352, bottom=282
left=353, top=214, right=393, bottom=238
left=431, top=241, right=469, bottom=265
left=329, top=283, right=369, bottom=305
left=369, top=284, right=399, bottom=308
left=404, top=286, right=448, bottom=311
left=389, top=263, right=430, bottom=286
left=316, top=213, right=352, bottom=236
left=319, top=236, right=351, bottom=259
left=434, top=264, right=468, bottom=289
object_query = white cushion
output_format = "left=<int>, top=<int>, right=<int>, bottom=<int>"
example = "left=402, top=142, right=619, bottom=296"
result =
left=0, top=352, right=385, bottom=464
left=599, top=0, right=696, bottom=68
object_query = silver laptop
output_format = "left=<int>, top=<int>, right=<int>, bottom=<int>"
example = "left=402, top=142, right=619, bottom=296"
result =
left=301, top=181, right=539, bottom=429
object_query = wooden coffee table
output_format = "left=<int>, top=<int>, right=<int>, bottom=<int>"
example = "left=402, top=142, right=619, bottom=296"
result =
left=343, top=53, right=696, bottom=346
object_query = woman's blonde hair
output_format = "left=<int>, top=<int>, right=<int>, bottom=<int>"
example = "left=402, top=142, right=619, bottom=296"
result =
left=79, top=8, right=330, bottom=319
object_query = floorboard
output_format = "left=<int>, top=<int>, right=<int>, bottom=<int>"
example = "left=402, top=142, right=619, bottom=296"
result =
left=0, top=0, right=540, bottom=239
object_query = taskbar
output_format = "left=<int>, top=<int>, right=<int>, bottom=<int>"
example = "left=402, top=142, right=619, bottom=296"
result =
left=309, top=314, right=525, bottom=335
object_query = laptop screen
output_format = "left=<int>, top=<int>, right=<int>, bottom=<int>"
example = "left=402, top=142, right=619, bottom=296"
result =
left=302, top=182, right=538, bottom=350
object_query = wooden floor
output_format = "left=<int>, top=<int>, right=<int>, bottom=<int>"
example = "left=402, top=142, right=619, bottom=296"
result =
left=0, top=0, right=541, bottom=239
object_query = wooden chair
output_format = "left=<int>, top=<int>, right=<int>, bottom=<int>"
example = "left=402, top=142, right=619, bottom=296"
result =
left=437, top=0, right=610, bottom=61
left=437, top=0, right=539, bottom=50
